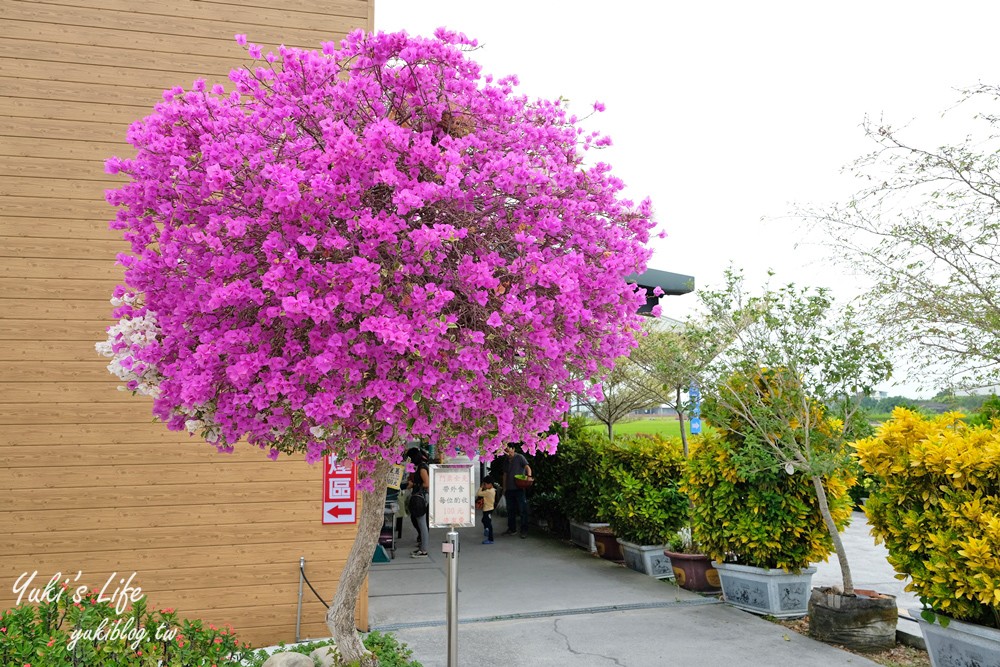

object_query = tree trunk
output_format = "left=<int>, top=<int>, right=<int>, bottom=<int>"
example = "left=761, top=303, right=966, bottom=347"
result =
left=327, top=457, right=396, bottom=665
left=811, top=474, right=854, bottom=595
left=607, top=421, right=613, bottom=441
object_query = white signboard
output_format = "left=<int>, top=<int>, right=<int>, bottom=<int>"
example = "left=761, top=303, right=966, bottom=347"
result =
left=428, top=463, right=476, bottom=528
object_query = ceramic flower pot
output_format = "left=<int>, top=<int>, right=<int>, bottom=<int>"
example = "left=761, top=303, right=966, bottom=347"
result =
left=714, top=561, right=816, bottom=618
left=570, top=520, right=608, bottom=553
left=663, top=550, right=721, bottom=592
left=913, top=610, right=1000, bottom=667
left=590, top=526, right=623, bottom=561
left=618, top=539, right=673, bottom=579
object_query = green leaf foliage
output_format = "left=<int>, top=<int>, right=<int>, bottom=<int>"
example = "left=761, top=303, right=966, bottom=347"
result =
left=595, top=434, right=688, bottom=545
left=811, top=90, right=1000, bottom=388
left=0, top=590, right=422, bottom=666
left=854, top=409, right=1000, bottom=628
left=530, top=415, right=609, bottom=522
left=243, top=632, right=422, bottom=667
left=0, top=591, right=254, bottom=666
left=683, top=429, right=854, bottom=572
left=969, top=394, right=1000, bottom=428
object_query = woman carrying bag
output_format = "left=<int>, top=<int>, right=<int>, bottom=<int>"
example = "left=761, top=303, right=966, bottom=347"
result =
left=402, top=447, right=430, bottom=558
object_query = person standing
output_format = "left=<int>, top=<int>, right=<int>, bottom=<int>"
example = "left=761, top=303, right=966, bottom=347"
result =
left=501, top=443, right=532, bottom=538
left=401, top=447, right=430, bottom=557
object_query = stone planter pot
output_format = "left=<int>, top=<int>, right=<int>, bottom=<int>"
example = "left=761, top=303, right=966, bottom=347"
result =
left=617, top=539, right=673, bottom=579
left=664, top=550, right=721, bottom=592
left=714, top=562, right=816, bottom=619
left=569, top=520, right=608, bottom=553
left=913, top=609, right=1000, bottom=667
left=808, top=587, right=897, bottom=652
left=590, top=526, right=623, bottom=561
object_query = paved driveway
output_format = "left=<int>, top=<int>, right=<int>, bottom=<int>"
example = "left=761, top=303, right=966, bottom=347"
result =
left=365, top=523, right=881, bottom=666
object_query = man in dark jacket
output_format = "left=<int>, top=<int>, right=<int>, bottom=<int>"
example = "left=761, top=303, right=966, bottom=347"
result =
left=501, top=443, right=533, bottom=538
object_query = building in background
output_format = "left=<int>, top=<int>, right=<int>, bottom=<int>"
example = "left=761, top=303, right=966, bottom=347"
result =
left=1, top=1, right=373, bottom=646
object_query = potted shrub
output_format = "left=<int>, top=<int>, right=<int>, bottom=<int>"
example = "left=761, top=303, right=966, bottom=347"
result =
left=684, top=427, right=856, bottom=618
left=597, top=433, right=687, bottom=577
left=535, top=420, right=611, bottom=552
left=664, top=526, right=721, bottom=592
left=855, top=408, right=1000, bottom=664
left=527, top=490, right=560, bottom=531
left=682, top=275, right=898, bottom=648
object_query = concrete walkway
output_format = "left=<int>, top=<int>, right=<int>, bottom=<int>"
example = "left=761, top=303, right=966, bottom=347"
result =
left=365, top=517, right=887, bottom=667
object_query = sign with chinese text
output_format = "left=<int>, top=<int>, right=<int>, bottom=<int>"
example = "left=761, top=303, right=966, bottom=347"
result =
left=387, top=463, right=407, bottom=490
left=322, top=454, right=357, bottom=524
left=428, top=463, right=475, bottom=528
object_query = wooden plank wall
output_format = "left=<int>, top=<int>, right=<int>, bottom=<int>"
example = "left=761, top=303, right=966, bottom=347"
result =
left=0, top=0, right=375, bottom=647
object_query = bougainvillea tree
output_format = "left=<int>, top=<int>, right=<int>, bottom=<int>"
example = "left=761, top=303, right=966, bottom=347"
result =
left=98, top=29, right=654, bottom=662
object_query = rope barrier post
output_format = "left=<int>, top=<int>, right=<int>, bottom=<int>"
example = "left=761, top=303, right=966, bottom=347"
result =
left=296, top=556, right=305, bottom=643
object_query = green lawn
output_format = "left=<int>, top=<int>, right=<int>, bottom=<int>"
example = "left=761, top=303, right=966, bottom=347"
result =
left=584, top=418, right=686, bottom=439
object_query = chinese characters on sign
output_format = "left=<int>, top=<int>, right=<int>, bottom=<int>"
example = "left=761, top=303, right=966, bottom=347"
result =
left=429, top=464, right=475, bottom=528
left=322, top=455, right=357, bottom=524
left=387, top=463, right=407, bottom=490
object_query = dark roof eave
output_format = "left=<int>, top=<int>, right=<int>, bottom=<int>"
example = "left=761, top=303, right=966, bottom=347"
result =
left=625, top=268, right=695, bottom=296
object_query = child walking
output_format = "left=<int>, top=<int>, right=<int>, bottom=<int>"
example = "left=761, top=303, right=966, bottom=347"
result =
left=477, top=475, right=497, bottom=544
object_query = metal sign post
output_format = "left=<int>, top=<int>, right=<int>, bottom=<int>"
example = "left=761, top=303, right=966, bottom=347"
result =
left=429, top=463, right=475, bottom=667
left=444, top=526, right=459, bottom=666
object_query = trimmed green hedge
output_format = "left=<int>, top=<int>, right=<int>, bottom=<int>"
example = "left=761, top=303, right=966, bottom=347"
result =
left=597, top=434, right=688, bottom=545
left=531, top=416, right=609, bottom=522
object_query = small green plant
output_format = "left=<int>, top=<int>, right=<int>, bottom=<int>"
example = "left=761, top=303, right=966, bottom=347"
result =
left=596, top=434, right=688, bottom=545
left=854, top=408, right=1000, bottom=629
left=0, top=588, right=253, bottom=666
left=665, top=526, right=703, bottom=554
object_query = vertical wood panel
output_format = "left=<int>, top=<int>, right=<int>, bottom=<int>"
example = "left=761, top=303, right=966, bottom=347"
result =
left=0, top=0, right=376, bottom=647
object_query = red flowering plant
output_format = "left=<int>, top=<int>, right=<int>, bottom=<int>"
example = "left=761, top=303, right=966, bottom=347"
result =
left=0, top=590, right=252, bottom=666
left=98, top=28, right=655, bottom=663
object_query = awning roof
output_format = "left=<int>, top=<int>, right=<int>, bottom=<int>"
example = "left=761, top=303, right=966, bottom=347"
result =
left=625, top=267, right=695, bottom=315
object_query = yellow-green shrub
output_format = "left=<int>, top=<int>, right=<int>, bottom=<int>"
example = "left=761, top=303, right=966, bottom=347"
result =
left=597, top=434, right=688, bottom=545
left=683, top=430, right=854, bottom=572
left=854, top=408, right=1000, bottom=627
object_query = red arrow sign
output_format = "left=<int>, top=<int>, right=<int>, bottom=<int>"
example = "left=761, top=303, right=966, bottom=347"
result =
left=326, top=504, right=351, bottom=519
left=322, top=500, right=356, bottom=524
left=322, top=454, right=357, bottom=525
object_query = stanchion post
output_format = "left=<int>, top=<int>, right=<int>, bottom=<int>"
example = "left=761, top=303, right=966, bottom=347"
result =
left=296, top=556, right=305, bottom=643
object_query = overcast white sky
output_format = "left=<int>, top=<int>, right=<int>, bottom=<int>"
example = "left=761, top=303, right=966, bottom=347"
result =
left=376, top=1, right=1000, bottom=395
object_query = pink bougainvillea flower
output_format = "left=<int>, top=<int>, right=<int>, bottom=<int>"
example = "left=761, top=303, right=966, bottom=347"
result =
left=100, top=29, right=655, bottom=486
